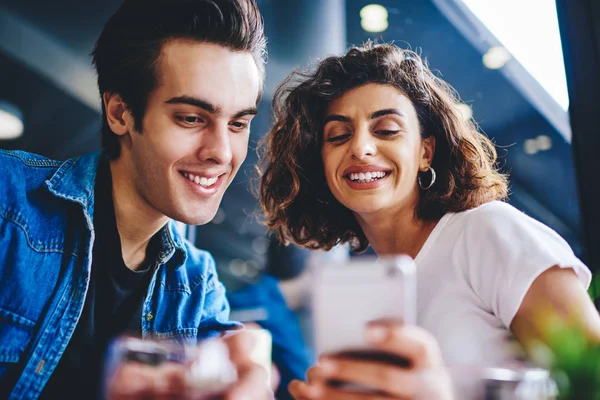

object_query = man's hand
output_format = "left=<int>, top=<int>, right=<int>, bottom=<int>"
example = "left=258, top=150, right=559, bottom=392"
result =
left=223, top=329, right=273, bottom=399
left=107, top=331, right=273, bottom=399
left=107, top=361, right=187, bottom=399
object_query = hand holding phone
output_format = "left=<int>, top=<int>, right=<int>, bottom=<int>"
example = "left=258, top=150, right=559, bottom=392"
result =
left=307, top=255, right=420, bottom=394
left=311, top=255, right=416, bottom=357
left=290, top=321, right=454, bottom=400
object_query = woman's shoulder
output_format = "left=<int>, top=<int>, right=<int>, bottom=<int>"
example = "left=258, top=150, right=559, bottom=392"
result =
left=441, top=200, right=570, bottom=256
left=450, top=200, right=543, bottom=233
left=456, top=200, right=522, bottom=221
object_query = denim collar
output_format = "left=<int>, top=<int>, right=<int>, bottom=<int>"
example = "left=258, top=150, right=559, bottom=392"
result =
left=159, top=221, right=188, bottom=266
left=45, top=150, right=187, bottom=266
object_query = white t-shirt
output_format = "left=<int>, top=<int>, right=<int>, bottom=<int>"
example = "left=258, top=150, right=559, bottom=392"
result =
left=414, top=201, right=591, bottom=368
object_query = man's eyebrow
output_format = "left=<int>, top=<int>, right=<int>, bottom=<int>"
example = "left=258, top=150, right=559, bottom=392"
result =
left=370, top=108, right=405, bottom=119
left=233, top=108, right=258, bottom=118
left=165, top=96, right=221, bottom=114
left=323, top=114, right=353, bottom=125
left=165, top=96, right=257, bottom=119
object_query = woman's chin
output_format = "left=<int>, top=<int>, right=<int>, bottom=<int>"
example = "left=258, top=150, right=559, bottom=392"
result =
left=345, top=202, right=388, bottom=216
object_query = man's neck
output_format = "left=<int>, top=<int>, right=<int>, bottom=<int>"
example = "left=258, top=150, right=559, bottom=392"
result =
left=109, top=160, right=169, bottom=270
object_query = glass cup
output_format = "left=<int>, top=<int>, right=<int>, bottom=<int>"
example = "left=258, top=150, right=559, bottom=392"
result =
left=103, top=336, right=238, bottom=400
left=445, top=365, right=558, bottom=400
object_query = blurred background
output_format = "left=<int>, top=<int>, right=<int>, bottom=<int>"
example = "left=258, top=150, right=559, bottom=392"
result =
left=1, top=0, right=598, bottom=397
left=0, top=0, right=584, bottom=282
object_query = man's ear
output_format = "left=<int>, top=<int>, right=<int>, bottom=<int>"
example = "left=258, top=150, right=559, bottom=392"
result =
left=420, top=136, right=436, bottom=170
left=103, top=92, right=134, bottom=136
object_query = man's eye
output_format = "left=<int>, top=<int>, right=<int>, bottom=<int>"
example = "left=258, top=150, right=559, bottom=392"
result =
left=176, top=116, right=204, bottom=125
left=230, top=121, right=249, bottom=131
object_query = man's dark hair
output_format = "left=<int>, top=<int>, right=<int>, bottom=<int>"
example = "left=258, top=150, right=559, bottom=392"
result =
left=92, top=0, right=267, bottom=159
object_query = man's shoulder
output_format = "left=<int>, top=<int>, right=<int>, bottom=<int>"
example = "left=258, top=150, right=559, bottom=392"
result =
left=0, top=150, right=62, bottom=184
left=0, top=150, right=64, bottom=198
left=0, top=149, right=62, bottom=169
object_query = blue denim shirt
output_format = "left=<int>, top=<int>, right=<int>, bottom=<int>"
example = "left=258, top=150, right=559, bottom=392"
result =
left=0, top=149, right=238, bottom=399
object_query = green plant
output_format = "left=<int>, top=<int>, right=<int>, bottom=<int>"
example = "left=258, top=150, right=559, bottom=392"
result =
left=525, top=295, right=600, bottom=399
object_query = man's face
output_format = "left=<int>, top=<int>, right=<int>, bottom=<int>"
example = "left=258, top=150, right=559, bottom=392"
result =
left=119, top=40, right=260, bottom=225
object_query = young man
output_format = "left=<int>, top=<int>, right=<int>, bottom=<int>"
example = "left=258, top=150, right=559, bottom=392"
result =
left=0, top=0, right=271, bottom=398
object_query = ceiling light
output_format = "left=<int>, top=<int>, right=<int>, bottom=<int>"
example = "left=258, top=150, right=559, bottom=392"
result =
left=360, top=4, right=389, bottom=33
left=482, top=46, right=512, bottom=70
left=524, top=139, right=538, bottom=155
left=0, top=101, right=24, bottom=140
left=536, top=135, right=552, bottom=151
left=524, top=135, right=553, bottom=155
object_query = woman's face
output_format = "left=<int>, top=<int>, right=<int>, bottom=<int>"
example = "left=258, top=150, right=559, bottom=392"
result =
left=321, top=83, right=434, bottom=218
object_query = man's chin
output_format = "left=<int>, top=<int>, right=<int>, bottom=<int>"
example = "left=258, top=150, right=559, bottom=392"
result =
left=174, top=208, right=220, bottom=226
left=175, top=216, right=215, bottom=226
left=161, top=206, right=213, bottom=226
left=165, top=196, right=224, bottom=226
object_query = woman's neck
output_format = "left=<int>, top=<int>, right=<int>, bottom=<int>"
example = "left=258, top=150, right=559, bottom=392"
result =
left=355, top=206, right=439, bottom=259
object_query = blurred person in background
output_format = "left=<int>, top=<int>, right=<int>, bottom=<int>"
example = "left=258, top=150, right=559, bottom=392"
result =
left=259, top=42, right=600, bottom=399
left=223, top=234, right=314, bottom=400
left=0, top=0, right=273, bottom=399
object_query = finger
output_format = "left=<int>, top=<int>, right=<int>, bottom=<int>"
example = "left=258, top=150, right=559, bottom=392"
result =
left=318, top=356, right=421, bottom=398
left=310, top=382, right=398, bottom=400
left=288, top=380, right=323, bottom=399
left=270, top=364, right=281, bottom=391
left=365, top=323, right=443, bottom=369
left=108, top=362, right=187, bottom=398
left=224, top=330, right=256, bottom=366
left=224, top=363, right=271, bottom=400
left=306, top=366, right=327, bottom=384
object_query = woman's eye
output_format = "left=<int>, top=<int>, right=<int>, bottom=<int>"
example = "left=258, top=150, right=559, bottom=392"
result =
left=375, top=129, right=400, bottom=136
left=326, top=133, right=351, bottom=143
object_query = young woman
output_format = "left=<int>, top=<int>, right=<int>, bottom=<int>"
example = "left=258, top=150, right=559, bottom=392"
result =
left=259, top=43, right=600, bottom=399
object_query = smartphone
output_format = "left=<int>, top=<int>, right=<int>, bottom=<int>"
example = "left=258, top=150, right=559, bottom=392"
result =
left=311, top=255, right=416, bottom=361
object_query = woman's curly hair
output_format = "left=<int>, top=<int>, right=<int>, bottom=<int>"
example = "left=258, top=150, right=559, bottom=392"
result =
left=258, top=42, right=508, bottom=252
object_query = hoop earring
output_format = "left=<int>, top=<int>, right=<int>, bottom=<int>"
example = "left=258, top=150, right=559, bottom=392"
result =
left=418, top=167, right=436, bottom=190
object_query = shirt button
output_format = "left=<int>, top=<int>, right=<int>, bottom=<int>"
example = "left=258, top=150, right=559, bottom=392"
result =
left=146, top=313, right=153, bottom=321
left=36, top=360, right=45, bottom=374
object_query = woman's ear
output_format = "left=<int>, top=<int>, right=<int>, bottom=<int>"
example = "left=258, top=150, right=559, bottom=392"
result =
left=103, top=92, right=134, bottom=136
left=420, top=136, right=436, bottom=170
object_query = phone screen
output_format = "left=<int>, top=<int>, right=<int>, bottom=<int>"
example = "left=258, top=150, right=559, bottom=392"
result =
left=311, top=255, right=416, bottom=356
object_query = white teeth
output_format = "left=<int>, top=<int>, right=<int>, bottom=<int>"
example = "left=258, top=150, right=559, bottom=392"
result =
left=183, top=172, right=219, bottom=187
left=348, top=171, right=387, bottom=182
